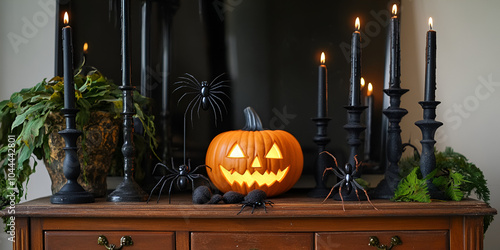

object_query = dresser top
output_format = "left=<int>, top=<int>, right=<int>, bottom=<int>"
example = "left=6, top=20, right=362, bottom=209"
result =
left=5, top=190, right=496, bottom=219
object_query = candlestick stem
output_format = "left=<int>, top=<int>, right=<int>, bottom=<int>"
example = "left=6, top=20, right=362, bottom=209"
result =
left=372, top=88, right=408, bottom=199
left=415, top=101, right=444, bottom=199
left=308, top=117, right=332, bottom=198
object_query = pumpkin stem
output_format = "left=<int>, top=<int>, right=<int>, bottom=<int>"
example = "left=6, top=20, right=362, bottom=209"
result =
left=242, top=107, right=264, bottom=131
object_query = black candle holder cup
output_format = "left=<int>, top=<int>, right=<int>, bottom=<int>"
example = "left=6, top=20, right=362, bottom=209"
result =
left=415, top=100, right=445, bottom=199
left=50, top=108, right=95, bottom=204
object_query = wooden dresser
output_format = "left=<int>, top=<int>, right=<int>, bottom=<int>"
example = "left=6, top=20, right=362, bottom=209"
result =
left=8, top=191, right=496, bottom=250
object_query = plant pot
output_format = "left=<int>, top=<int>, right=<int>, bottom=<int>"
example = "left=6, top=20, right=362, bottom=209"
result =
left=44, top=111, right=120, bottom=197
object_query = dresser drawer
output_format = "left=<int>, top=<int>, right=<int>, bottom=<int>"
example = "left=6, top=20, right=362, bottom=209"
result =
left=316, top=231, right=449, bottom=250
left=44, top=231, right=175, bottom=249
left=191, top=232, right=314, bottom=250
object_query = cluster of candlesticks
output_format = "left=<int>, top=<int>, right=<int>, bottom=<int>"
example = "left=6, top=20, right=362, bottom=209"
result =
left=312, top=4, right=441, bottom=199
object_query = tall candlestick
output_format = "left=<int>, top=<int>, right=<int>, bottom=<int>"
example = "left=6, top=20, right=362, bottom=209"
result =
left=350, top=17, right=361, bottom=106
left=318, top=52, right=328, bottom=117
left=425, top=17, right=437, bottom=101
left=62, top=12, right=75, bottom=109
left=389, top=4, right=401, bottom=89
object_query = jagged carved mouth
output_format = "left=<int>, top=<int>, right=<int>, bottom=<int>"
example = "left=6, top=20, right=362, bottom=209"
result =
left=219, top=165, right=290, bottom=187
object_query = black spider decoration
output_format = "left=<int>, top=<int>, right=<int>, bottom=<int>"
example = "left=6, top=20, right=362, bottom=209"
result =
left=237, top=189, right=274, bottom=215
left=174, top=72, right=229, bottom=125
left=147, top=158, right=212, bottom=204
left=321, top=151, right=377, bottom=211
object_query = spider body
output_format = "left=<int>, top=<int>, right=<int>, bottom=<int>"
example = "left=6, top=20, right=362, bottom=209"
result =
left=321, top=151, right=377, bottom=211
left=237, top=189, right=274, bottom=215
left=148, top=158, right=212, bottom=204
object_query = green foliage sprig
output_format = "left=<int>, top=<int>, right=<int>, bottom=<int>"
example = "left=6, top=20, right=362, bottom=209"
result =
left=393, top=147, right=493, bottom=232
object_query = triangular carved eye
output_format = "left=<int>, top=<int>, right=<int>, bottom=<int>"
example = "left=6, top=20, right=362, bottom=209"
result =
left=227, top=143, right=245, bottom=158
left=265, top=143, right=282, bottom=159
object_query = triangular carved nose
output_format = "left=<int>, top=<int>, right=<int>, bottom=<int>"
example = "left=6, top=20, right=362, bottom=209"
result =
left=251, top=157, right=261, bottom=168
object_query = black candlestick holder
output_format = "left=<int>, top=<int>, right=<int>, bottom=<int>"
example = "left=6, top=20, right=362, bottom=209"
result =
left=107, top=86, right=148, bottom=202
left=107, top=0, right=147, bottom=202
left=50, top=108, right=95, bottom=204
left=415, top=101, right=444, bottom=199
left=308, top=117, right=332, bottom=198
left=372, top=88, right=408, bottom=199
left=332, top=105, right=367, bottom=200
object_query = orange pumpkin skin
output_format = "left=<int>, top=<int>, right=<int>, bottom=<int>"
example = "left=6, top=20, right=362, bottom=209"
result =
left=206, top=107, right=303, bottom=197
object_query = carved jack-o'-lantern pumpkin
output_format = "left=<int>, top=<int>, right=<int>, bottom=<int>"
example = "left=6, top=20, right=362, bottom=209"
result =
left=206, top=107, right=303, bottom=197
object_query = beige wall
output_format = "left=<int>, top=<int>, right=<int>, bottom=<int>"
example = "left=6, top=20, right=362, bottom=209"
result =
left=0, top=0, right=55, bottom=249
left=401, top=0, right=499, bottom=248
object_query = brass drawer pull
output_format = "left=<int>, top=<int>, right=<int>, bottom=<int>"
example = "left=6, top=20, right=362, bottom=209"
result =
left=98, top=235, right=133, bottom=250
left=368, top=236, right=402, bottom=250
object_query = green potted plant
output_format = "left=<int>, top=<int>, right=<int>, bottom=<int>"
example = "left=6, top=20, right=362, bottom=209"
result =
left=0, top=67, right=157, bottom=211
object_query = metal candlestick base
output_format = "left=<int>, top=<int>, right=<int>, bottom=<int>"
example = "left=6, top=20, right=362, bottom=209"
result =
left=51, top=108, right=94, bottom=204
left=372, top=88, right=408, bottom=199
left=415, top=101, right=444, bottom=199
left=332, top=105, right=367, bottom=201
left=308, top=117, right=332, bottom=198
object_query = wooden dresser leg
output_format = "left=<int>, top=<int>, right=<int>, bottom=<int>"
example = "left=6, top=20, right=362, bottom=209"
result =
left=14, top=217, right=29, bottom=250
left=450, top=216, right=485, bottom=250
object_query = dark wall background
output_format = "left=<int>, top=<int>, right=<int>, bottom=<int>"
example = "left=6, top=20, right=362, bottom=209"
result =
left=56, top=0, right=393, bottom=183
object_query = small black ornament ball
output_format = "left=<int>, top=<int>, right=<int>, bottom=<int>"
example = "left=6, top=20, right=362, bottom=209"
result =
left=193, top=186, right=212, bottom=204
left=208, top=194, right=223, bottom=204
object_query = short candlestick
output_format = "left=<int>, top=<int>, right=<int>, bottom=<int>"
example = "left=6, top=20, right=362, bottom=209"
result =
left=308, top=117, right=332, bottom=198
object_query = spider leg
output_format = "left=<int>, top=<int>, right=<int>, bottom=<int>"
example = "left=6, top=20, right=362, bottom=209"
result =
left=190, top=165, right=211, bottom=174
left=319, top=151, right=339, bottom=168
left=158, top=175, right=176, bottom=203
left=339, top=185, right=346, bottom=212
left=207, top=96, right=221, bottom=124
left=208, top=73, right=226, bottom=87
left=147, top=175, right=167, bottom=203
left=323, top=181, right=342, bottom=202
left=251, top=204, right=256, bottom=214
left=363, top=189, right=378, bottom=210
left=209, top=94, right=228, bottom=122
left=262, top=204, right=267, bottom=213
left=351, top=180, right=378, bottom=210
left=237, top=204, right=248, bottom=215
left=167, top=176, right=177, bottom=204
left=176, top=90, right=199, bottom=104
left=184, top=73, right=202, bottom=87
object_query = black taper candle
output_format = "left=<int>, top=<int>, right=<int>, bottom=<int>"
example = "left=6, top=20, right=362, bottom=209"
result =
left=62, top=12, right=75, bottom=110
left=318, top=52, right=327, bottom=118
left=425, top=17, right=437, bottom=101
left=350, top=18, right=361, bottom=106
left=389, top=5, right=401, bottom=89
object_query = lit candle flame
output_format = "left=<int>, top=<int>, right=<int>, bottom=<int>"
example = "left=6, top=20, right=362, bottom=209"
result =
left=63, top=12, right=69, bottom=25
left=83, top=43, right=88, bottom=53
left=367, top=82, right=373, bottom=96
left=429, top=17, right=433, bottom=30
left=360, top=77, right=365, bottom=89
left=320, top=52, right=325, bottom=64
left=355, top=17, right=360, bottom=31
left=392, top=4, right=397, bottom=16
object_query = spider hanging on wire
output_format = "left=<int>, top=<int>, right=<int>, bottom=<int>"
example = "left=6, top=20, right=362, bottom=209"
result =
left=174, top=72, right=230, bottom=126
left=321, top=151, right=377, bottom=211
